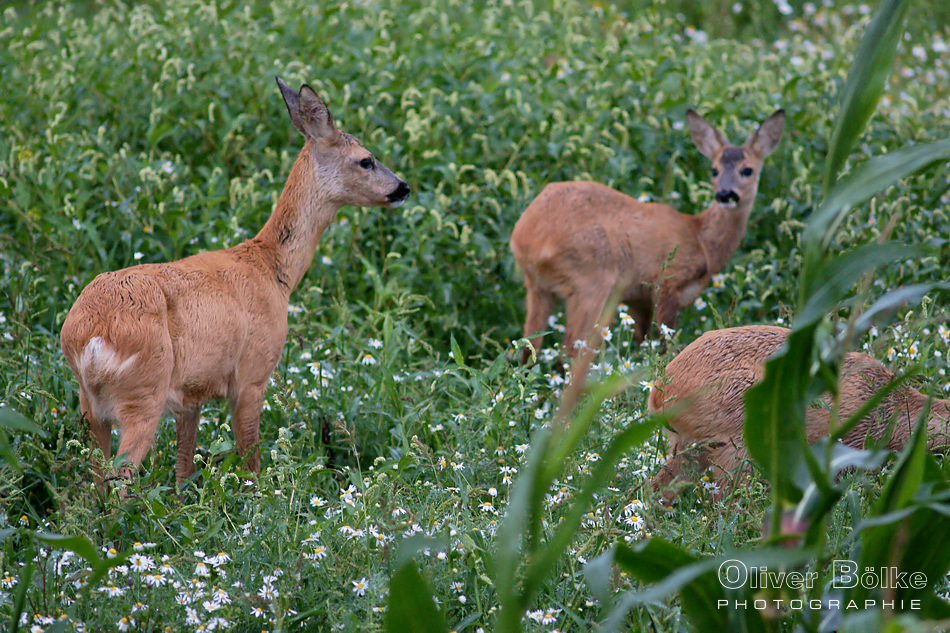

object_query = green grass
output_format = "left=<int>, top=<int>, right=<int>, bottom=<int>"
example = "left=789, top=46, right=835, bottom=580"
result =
left=1, top=0, right=950, bottom=631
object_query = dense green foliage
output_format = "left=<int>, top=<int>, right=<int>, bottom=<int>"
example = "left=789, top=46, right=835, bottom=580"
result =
left=1, top=0, right=950, bottom=631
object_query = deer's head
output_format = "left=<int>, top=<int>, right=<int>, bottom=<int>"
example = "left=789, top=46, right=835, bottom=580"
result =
left=686, top=109, right=785, bottom=209
left=277, top=77, right=410, bottom=208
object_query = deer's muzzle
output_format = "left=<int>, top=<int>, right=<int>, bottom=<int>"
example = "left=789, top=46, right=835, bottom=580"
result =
left=387, top=181, right=411, bottom=203
left=715, top=189, right=740, bottom=205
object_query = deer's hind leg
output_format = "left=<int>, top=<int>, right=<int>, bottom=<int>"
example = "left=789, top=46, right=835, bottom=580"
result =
left=175, top=407, right=201, bottom=483
left=562, top=277, right=616, bottom=357
left=230, top=383, right=266, bottom=474
left=79, top=387, right=113, bottom=488
left=112, top=380, right=172, bottom=483
left=521, top=281, right=556, bottom=365
left=703, top=442, right=749, bottom=500
left=107, top=327, right=175, bottom=486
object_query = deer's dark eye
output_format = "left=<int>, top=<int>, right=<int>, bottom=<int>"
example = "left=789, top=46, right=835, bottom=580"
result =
left=359, top=157, right=375, bottom=170
left=740, top=167, right=754, bottom=177
left=711, top=168, right=719, bottom=177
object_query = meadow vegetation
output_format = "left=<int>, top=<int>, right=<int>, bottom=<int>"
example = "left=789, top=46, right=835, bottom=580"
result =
left=1, top=0, right=950, bottom=631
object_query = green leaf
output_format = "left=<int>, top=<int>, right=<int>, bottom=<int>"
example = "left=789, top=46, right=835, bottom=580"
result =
left=845, top=416, right=950, bottom=618
left=197, top=518, right=226, bottom=546
left=449, top=334, right=465, bottom=368
left=0, top=429, right=21, bottom=473
left=494, top=427, right=550, bottom=626
left=853, top=282, right=950, bottom=334
left=604, top=541, right=731, bottom=632
left=545, top=371, right=635, bottom=480
left=873, top=406, right=930, bottom=516
left=582, top=546, right=614, bottom=604
left=744, top=326, right=818, bottom=506
left=797, top=440, right=890, bottom=544
left=527, top=415, right=664, bottom=590
left=600, top=542, right=817, bottom=633
left=808, top=139, right=950, bottom=253
left=31, top=532, right=103, bottom=565
left=823, top=0, right=910, bottom=193
left=828, top=370, right=918, bottom=445
left=9, top=539, right=34, bottom=633
left=0, top=406, right=47, bottom=437
left=385, top=562, right=448, bottom=633
left=796, top=243, right=920, bottom=328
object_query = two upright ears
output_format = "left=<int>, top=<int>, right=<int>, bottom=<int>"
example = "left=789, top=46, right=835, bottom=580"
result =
left=276, top=76, right=338, bottom=141
left=687, top=109, right=729, bottom=160
left=686, top=108, right=786, bottom=159
left=744, top=110, right=785, bottom=157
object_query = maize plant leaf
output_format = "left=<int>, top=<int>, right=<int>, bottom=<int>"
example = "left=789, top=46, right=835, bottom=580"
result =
left=823, top=0, right=910, bottom=193
left=599, top=542, right=813, bottom=633
left=796, top=243, right=921, bottom=329
left=798, top=440, right=891, bottom=547
left=853, top=282, right=950, bottom=335
left=527, top=413, right=664, bottom=590
left=744, top=326, right=821, bottom=507
left=385, top=561, right=448, bottom=633
left=843, top=418, right=950, bottom=618
left=807, top=138, right=950, bottom=260
left=493, top=426, right=550, bottom=628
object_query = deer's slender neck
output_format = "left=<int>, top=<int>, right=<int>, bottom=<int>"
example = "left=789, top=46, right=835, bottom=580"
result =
left=696, top=196, right=755, bottom=274
left=254, top=141, right=340, bottom=293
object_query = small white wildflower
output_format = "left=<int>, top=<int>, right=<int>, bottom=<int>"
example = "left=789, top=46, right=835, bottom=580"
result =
left=352, top=577, right=369, bottom=597
left=129, top=554, right=155, bottom=572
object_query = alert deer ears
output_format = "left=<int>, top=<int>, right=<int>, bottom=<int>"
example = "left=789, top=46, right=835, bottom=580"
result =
left=276, top=76, right=338, bottom=141
left=686, top=110, right=729, bottom=161
left=744, top=109, right=785, bottom=158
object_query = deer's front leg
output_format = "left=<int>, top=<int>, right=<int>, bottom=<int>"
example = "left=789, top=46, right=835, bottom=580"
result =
left=230, top=386, right=265, bottom=473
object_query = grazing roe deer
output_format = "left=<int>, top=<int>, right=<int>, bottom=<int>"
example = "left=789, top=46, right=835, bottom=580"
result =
left=510, top=110, right=785, bottom=365
left=648, top=325, right=950, bottom=499
left=60, top=77, right=410, bottom=487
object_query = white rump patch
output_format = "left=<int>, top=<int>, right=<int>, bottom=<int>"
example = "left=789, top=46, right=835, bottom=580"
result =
left=79, top=336, right=139, bottom=377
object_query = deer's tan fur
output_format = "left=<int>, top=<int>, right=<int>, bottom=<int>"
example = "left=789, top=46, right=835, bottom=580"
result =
left=60, top=78, right=410, bottom=486
left=648, top=325, right=950, bottom=499
left=510, top=110, right=785, bottom=364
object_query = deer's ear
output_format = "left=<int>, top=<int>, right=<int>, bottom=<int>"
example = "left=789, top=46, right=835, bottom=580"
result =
left=297, top=85, right=338, bottom=140
left=686, top=110, right=728, bottom=160
left=276, top=77, right=306, bottom=137
left=276, top=77, right=338, bottom=140
left=745, top=109, right=785, bottom=157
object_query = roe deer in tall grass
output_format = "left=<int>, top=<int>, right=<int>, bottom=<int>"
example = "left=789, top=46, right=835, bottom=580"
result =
left=510, top=110, right=785, bottom=365
left=648, top=325, right=950, bottom=499
left=60, top=77, right=410, bottom=489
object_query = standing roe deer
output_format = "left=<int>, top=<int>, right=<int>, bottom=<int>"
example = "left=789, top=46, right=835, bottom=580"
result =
left=648, top=325, right=950, bottom=499
left=510, top=109, right=785, bottom=365
left=60, top=77, right=410, bottom=488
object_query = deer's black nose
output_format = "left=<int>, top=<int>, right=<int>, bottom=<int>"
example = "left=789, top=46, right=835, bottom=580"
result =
left=387, top=181, right=411, bottom=202
left=715, top=189, right=740, bottom=204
